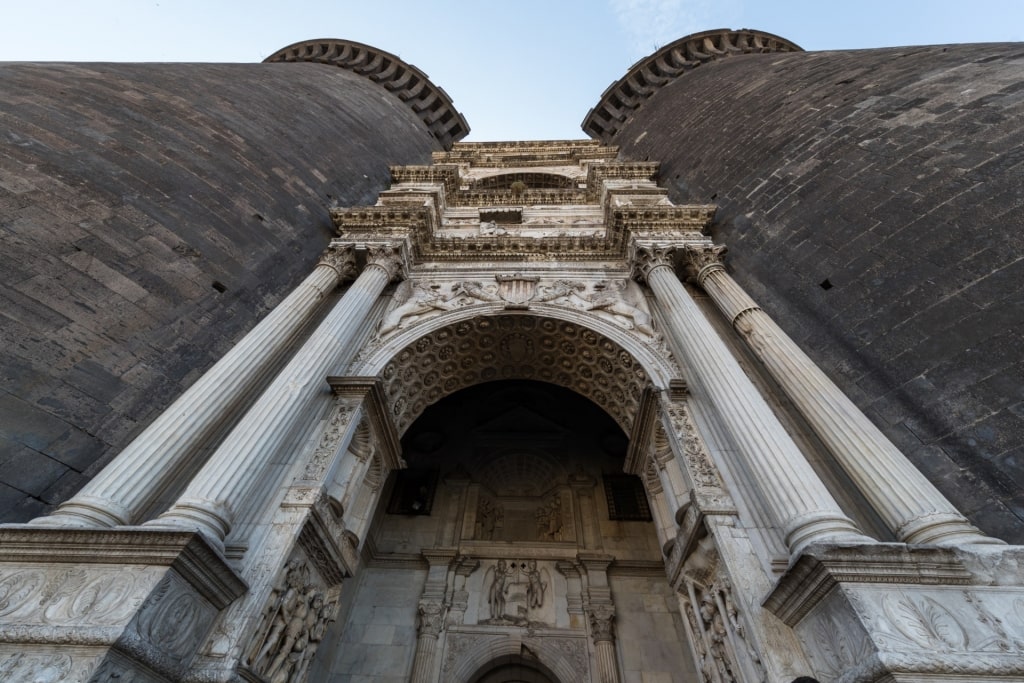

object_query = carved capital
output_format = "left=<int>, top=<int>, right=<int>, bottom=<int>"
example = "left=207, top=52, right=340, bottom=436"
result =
left=682, top=244, right=728, bottom=284
left=588, top=604, right=616, bottom=642
left=318, top=243, right=358, bottom=281
left=632, top=243, right=678, bottom=283
left=365, top=243, right=405, bottom=282
left=417, top=600, right=445, bottom=637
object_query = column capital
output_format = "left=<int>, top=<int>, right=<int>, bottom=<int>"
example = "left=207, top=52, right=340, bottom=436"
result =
left=364, top=242, right=407, bottom=282
left=588, top=603, right=616, bottom=642
left=417, top=600, right=445, bottom=637
left=631, top=242, right=679, bottom=283
left=318, top=242, right=358, bottom=281
left=681, top=243, right=728, bottom=285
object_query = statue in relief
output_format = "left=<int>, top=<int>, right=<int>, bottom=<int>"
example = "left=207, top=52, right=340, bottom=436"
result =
left=378, top=281, right=459, bottom=336
left=488, top=559, right=510, bottom=619
left=584, top=278, right=657, bottom=337
left=526, top=559, right=546, bottom=608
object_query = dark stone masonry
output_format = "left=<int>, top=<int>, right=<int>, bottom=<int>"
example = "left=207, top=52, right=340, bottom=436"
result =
left=612, top=43, right=1024, bottom=541
left=0, top=62, right=438, bottom=520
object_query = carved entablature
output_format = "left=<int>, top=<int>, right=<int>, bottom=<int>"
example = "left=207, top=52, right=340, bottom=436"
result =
left=391, top=164, right=460, bottom=196
left=331, top=141, right=718, bottom=265
left=433, top=140, right=617, bottom=168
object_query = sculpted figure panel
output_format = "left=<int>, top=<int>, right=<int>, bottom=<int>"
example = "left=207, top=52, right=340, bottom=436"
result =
left=481, top=559, right=554, bottom=627
left=245, top=560, right=338, bottom=683
left=584, top=278, right=658, bottom=339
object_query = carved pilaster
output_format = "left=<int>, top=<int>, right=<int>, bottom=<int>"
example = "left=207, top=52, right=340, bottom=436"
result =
left=317, top=242, right=358, bottom=281
left=410, top=600, right=445, bottom=683
left=364, top=242, right=406, bottom=282
left=631, top=243, right=678, bottom=283
left=588, top=603, right=616, bottom=643
left=417, top=600, right=445, bottom=638
left=681, top=243, right=728, bottom=284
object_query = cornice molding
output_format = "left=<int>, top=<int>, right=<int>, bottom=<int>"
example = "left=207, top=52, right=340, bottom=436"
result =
left=583, top=29, right=802, bottom=143
left=264, top=38, right=469, bottom=149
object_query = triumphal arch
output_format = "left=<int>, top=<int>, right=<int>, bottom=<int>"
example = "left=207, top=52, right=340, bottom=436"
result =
left=2, top=139, right=1024, bottom=682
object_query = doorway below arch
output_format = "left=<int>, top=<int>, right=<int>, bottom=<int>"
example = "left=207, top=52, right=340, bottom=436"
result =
left=470, top=654, right=561, bottom=683
left=315, top=380, right=702, bottom=681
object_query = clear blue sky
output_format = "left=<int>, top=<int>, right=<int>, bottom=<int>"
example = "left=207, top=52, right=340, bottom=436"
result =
left=2, top=1, right=1022, bottom=141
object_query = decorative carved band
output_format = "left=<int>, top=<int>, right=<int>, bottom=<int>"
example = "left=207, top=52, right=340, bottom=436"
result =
left=264, top=39, right=469, bottom=149
left=583, top=29, right=803, bottom=143
left=317, top=243, right=358, bottom=282
left=632, top=244, right=678, bottom=283
left=364, top=243, right=406, bottom=282
left=681, top=244, right=728, bottom=284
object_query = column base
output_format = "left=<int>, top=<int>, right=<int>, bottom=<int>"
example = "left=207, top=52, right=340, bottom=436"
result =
left=27, top=495, right=132, bottom=528
left=145, top=498, right=233, bottom=554
left=0, top=527, right=246, bottom=681
left=897, top=511, right=1006, bottom=547
left=764, top=542, right=1024, bottom=683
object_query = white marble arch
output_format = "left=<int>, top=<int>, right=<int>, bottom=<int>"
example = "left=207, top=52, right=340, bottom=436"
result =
left=350, top=302, right=681, bottom=435
left=443, top=631, right=586, bottom=683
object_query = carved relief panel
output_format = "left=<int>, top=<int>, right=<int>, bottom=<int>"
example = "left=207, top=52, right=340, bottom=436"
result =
left=241, top=549, right=342, bottom=683
left=478, top=559, right=557, bottom=628
left=677, top=535, right=766, bottom=683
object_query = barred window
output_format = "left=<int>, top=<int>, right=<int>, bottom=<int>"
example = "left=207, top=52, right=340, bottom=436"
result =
left=603, top=474, right=652, bottom=521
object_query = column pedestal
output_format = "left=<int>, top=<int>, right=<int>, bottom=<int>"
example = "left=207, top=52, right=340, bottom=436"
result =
left=765, top=543, right=1024, bottom=682
left=0, top=528, right=245, bottom=681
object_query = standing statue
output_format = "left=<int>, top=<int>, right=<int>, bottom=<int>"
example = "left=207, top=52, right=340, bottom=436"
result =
left=488, top=559, right=510, bottom=619
left=526, top=560, right=546, bottom=609
left=291, top=593, right=331, bottom=683
left=477, top=497, right=501, bottom=540
left=584, top=279, right=657, bottom=337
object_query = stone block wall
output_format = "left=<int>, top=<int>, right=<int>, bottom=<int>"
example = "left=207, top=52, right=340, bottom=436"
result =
left=0, top=62, right=438, bottom=521
left=612, top=42, right=1024, bottom=541
left=611, top=574, right=698, bottom=683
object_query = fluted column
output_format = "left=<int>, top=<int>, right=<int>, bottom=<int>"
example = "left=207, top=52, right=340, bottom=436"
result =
left=683, top=244, right=996, bottom=546
left=409, top=600, right=443, bottom=683
left=147, top=245, right=403, bottom=551
left=635, top=244, right=870, bottom=556
left=33, top=243, right=357, bottom=528
left=589, top=604, right=621, bottom=683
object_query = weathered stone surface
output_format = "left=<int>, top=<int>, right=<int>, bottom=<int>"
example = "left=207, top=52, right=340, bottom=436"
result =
left=611, top=42, right=1024, bottom=542
left=0, top=61, right=440, bottom=521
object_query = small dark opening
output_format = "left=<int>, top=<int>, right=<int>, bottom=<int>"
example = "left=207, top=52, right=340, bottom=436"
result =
left=710, top=192, right=718, bottom=200
left=253, top=213, right=264, bottom=222
left=212, top=281, right=227, bottom=293
left=819, top=279, right=833, bottom=290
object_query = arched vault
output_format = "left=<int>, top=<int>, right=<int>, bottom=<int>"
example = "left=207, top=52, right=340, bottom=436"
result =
left=354, top=308, right=680, bottom=435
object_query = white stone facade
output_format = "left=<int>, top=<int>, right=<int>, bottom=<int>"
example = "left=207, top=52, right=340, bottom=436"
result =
left=2, top=140, right=1023, bottom=683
